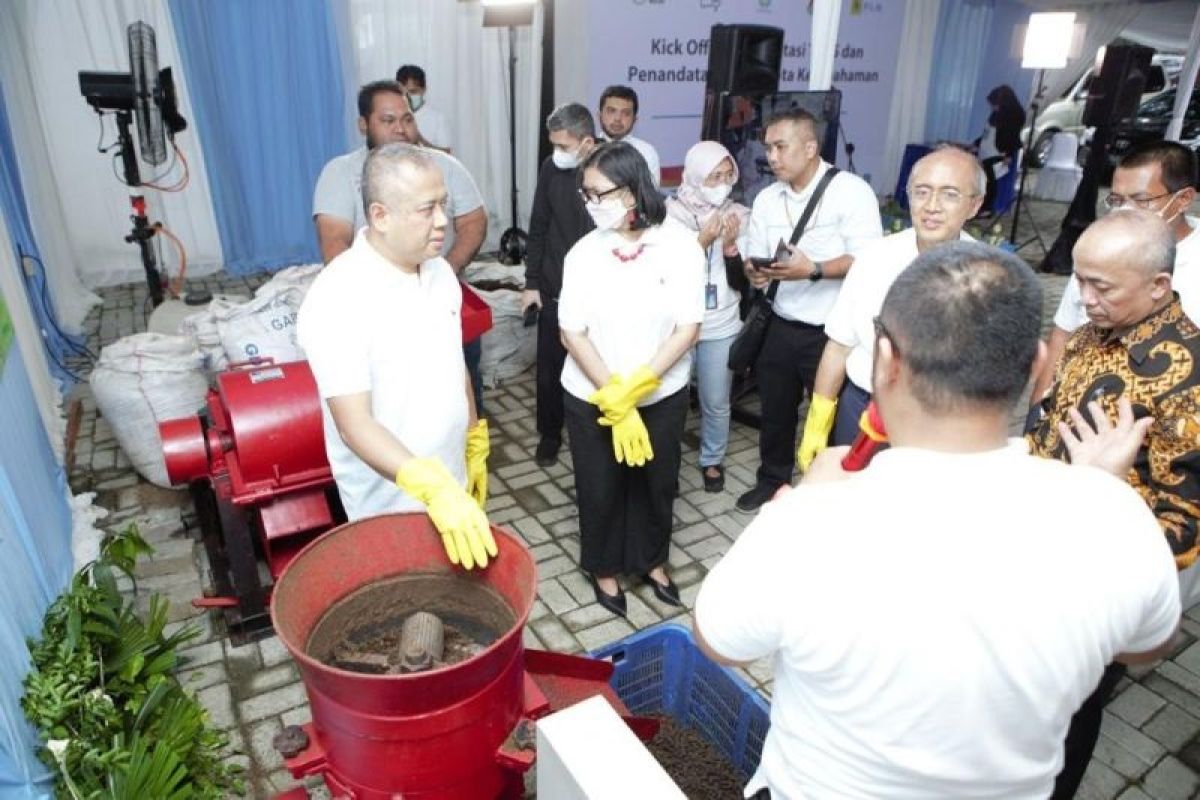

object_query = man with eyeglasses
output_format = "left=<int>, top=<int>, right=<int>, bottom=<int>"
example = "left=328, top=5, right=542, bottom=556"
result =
left=795, top=145, right=984, bottom=471
left=1027, top=208, right=1198, bottom=799
left=299, top=143, right=496, bottom=571
left=1031, top=141, right=1199, bottom=405
left=734, top=107, right=882, bottom=513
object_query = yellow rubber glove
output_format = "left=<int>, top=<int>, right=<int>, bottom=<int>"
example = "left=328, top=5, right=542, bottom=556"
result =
left=589, top=366, right=662, bottom=425
left=797, top=393, right=838, bottom=472
left=396, top=458, right=497, bottom=570
left=609, top=408, right=654, bottom=467
left=465, top=419, right=490, bottom=508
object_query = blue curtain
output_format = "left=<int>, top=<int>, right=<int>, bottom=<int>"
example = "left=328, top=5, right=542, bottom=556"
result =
left=0, top=347, right=73, bottom=799
left=0, top=80, right=80, bottom=387
left=924, top=0, right=996, bottom=145
left=168, top=0, right=348, bottom=274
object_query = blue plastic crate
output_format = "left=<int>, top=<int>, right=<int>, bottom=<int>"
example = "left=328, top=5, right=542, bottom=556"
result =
left=591, top=623, right=771, bottom=780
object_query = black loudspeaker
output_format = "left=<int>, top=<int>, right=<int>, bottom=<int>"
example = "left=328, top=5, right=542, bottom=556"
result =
left=706, top=24, right=784, bottom=94
left=702, top=24, right=783, bottom=140
left=1082, top=44, right=1154, bottom=128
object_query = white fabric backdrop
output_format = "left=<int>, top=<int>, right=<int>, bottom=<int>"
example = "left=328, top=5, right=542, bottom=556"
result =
left=1, top=0, right=224, bottom=296
left=343, top=0, right=544, bottom=248
left=808, top=0, right=840, bottom=92
left=0, top=211, right=63, bottom=446
left=880, top=0, right=943, bottom=197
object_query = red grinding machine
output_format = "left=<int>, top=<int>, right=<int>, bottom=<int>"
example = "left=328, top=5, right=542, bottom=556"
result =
left=270, top=514, right=654, bottom=799
left=159, top=359, right=342, bottom=642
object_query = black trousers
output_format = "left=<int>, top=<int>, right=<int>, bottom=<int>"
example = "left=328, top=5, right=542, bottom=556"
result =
left=755, top=314, right=828, bottom=486
left=563, top=388, right=687, bottom=577
left=535, top=300, right=568, bottom=444
left=1050, top=662, right=1127, bottom=799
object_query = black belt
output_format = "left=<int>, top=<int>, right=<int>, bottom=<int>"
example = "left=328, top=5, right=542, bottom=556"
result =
left=770, top=311, right=822, bottom=330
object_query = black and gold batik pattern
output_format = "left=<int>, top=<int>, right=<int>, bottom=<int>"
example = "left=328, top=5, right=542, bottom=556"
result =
left=1028, top=297, right=1200, bottom=569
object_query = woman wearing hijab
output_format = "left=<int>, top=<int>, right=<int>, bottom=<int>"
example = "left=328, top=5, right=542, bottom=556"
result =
left=666, top=141, right=750, bottom=493
left=558, top=141, right=705, bottom=616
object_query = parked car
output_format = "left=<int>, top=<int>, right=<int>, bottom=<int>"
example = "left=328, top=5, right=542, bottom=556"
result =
left=1076, top=84, right=1200, bottom=185
left=1022, top=53, right=1182, bottom=167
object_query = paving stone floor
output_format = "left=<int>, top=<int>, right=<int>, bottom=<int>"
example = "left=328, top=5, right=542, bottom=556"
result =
left=60, top=199, right=1200, bottom=798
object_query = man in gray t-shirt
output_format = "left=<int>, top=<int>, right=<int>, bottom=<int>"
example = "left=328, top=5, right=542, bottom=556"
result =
left=312, top=80, right=486, bottom=269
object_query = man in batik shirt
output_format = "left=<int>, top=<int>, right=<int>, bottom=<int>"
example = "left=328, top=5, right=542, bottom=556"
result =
left=1027, top=208, right=1194, bottom=799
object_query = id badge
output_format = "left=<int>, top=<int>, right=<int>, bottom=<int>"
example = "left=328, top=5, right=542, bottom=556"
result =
left=705, top=283, right=718, bottom=310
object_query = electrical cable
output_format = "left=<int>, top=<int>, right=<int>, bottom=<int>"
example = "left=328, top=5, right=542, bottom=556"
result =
left=142, top=139, right=189, bottom=192
left=153, top=222, right=188, bottom=298
left=18, top=250, right=97, bottom=363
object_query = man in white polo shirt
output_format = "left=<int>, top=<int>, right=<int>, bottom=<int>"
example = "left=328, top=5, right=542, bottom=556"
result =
left=796, top=145, right=984, bottom=470
left=1031, top=141, right=1199, bottom=405
left=735, top=107, right=882, bottom=513
left=298, top=143, right=495, bottom=570
left=697, top=242, right=1179, bottom=800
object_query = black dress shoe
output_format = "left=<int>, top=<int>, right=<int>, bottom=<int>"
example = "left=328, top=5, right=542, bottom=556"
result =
left=736, top=482, right=780, bottom=513
left=701, top=464, right=725, bottom=493
left=643, top=574, right=682, bottom=607
left=589, top=574, right=627, bottom=616
left=535, top=438, right=560, bottom=467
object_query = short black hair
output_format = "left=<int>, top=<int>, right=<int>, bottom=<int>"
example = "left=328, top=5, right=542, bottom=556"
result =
left=763, top=107, right=818, bottom=139
left=395, top=65, right=426, bottom=88
left=880, top=241, right=1043, bottom=413
left=1119, top=140, right=1198, bottom=193
left=599, top=85, right=639, bottom=117
left=578, top=141, right=665, bottom=228
left=358, top=80, right=405, bottom=120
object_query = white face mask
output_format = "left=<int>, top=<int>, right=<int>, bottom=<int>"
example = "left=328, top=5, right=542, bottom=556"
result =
left=552, top=148, right=579, bottom=170
left=585, top=196, right=629, bottom=230
left=699, top=183, right=731, bottom=206
left=408, top=92, right=426, bottom=113
left=1157, top=192, right=1182, bottom=224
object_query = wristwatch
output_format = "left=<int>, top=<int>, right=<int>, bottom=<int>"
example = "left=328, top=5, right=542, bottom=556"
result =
left=808, top=262, right=824, bottom=282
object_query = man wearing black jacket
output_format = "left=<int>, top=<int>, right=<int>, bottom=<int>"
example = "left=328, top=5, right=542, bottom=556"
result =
left=523, top=103, right=597, bottom=466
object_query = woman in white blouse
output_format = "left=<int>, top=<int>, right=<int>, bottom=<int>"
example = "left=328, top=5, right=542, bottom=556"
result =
left=558, top=141, right=706, bottom=616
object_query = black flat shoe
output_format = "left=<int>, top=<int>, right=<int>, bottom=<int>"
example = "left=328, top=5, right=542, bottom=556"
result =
left=642, top=574, right=682, bottom=607
left=736, top=482, right=781, bottom=513
left=589, top=574, right=627, bottom=616
left=535, top=438, right=560, bottom=467
left=701, top=464, right=725, bottom=493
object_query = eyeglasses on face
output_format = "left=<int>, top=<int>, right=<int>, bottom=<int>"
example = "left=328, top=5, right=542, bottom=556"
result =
left=1103, top=191, right=1174, bottom=210
left=873, top=315, right=900, bottom=357
left=579, top=184, right=626, bottom=204
left=908, top=186, right=976, bottom=208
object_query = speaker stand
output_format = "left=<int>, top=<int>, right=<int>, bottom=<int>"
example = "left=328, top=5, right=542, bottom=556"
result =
left=1007, top=70, right=1050, bottom=257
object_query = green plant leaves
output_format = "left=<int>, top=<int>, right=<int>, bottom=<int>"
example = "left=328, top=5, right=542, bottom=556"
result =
left=20, top=523, right=242, bottom=799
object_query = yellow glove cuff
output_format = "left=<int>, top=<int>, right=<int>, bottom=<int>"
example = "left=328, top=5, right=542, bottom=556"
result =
left=395, top=457, right=455, bottom=505
left=808, top=394, right=838, bottom=430
left=466, top=419, right=490, bottom=459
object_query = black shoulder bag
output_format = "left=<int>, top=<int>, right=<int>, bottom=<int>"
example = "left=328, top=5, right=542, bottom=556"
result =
left=727, top=167, right=840, bottom=374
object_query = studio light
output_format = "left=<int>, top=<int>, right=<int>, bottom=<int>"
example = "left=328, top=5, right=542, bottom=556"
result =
left=480, top=0, right=535, bottom=28
left=1022, top=12, right=1075, bottom=70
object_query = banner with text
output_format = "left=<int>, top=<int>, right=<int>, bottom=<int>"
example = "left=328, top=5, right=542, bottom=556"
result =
left=587, top=0, right=905, bottom=193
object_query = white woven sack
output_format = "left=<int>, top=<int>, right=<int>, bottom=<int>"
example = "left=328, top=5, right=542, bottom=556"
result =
left=215, top=285, right=306, bottom=366
left=254, top=263, right=324, bottom=300
left=89, top=333, right=208, bottom=487
left=180, top=296, right=244, bottom=374
left=474, top=286, right=535, bottom=387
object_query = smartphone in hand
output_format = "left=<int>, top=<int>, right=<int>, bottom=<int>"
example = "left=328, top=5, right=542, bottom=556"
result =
left=747, top=256, right=774, bottom=271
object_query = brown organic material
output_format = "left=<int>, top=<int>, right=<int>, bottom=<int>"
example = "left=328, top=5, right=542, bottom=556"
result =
left=306, top=573, right=515, bottom=675
left=645, top=714, right=746, bottom=800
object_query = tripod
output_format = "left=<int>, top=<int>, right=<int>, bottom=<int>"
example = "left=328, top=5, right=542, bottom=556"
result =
left=1008, top=70, right=1049, bottom=256
left=113, top=109, right=164, bottom=306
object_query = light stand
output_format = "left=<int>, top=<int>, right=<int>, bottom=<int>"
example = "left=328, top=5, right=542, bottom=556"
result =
left=1008, top=69, right=1048, bottom=252
left=482, top=0, right=536, bottom=265
left=113, top=110, right=164, bottom=306
left=1007, top=11, right=1075, bottom=254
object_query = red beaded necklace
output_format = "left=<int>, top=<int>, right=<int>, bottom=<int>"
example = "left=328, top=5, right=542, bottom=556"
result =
left=611, top=243, right=646, bottom=262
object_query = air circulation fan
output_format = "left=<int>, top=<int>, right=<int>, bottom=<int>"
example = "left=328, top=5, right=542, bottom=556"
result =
left=79, top=21, right=187, bottom=306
